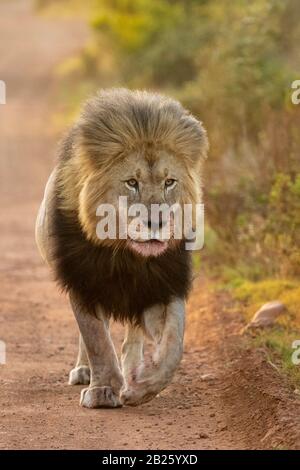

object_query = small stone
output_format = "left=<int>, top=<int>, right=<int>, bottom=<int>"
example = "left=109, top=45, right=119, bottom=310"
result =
left=199, top=432, right=209, bottom=439
left=218, top=425, right=228, bottom=432
left=200, top=373, right=216, bottom=381
left=244, top=301, right=286, bottom=330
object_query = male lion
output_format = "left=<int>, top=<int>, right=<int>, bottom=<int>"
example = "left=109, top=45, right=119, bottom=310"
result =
left=35, top=89, right=208, bottom=408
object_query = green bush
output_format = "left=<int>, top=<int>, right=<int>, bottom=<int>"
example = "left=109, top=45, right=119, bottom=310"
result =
left=205, top=172, right=300, bottom=278
left=45, top=0, right=300, bottom=281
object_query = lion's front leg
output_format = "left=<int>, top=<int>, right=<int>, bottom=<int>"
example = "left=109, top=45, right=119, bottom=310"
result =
left=120, top=298, right=185, bottom=406
left=70, top=293, right=124, bottom=408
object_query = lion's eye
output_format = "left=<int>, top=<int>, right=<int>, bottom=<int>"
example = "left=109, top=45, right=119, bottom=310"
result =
left=125, top=179, right=139, bottom=191
left=165, top=179, right=177, bottom=189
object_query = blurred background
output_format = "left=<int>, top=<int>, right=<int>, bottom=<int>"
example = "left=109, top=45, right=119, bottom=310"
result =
left=34, top=0, right=300, bottom=379
left=36, top=0, right=300, bottom=280
left=0, top=0, right=299, bottom=449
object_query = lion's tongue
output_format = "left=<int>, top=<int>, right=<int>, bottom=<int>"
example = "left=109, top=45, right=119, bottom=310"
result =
left=129, top=240, right=168, bottom=257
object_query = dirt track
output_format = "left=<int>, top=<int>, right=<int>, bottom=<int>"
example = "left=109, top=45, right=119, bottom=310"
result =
left=0, top=0, right=299, bottom=450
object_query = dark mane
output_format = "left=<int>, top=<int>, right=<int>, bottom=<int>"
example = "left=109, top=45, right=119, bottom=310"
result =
left=49, top=174, right=192, bottom=325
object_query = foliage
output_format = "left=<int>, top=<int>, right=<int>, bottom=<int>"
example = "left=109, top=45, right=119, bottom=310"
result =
left=39, top=0, right=300, bottom=278
left=38, top=0, right=300, bottom=383
left=54, top=0, right=300, bottom=280
left=229, top=277, right=300, bottom=385
left=207, top=173, right=300, bottom=278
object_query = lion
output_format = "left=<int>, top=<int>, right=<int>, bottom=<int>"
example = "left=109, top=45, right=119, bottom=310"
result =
left=35, top=88, right=208, bottom=408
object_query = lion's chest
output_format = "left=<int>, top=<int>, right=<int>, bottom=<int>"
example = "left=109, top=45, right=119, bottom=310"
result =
left=52, top=207, right=191, bottom=324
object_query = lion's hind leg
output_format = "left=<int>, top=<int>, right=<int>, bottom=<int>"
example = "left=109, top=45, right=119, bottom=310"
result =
left=68, top=334, right=90, bottom=385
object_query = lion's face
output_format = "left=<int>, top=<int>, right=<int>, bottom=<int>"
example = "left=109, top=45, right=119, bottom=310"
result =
left=78, top=146, right=202, bottom=257
left=69, top=89, right=208, bottom=257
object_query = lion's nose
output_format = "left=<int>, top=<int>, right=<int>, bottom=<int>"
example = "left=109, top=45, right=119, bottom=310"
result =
left=146, top=213, right=164, bottom=230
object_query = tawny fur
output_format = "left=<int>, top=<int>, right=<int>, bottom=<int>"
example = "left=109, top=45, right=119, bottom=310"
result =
left=36, top=88, right=208, bottom=408
left=56, top=88, right=208, bottom=244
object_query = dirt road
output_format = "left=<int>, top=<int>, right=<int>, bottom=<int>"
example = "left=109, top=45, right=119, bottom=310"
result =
left=0, top=0, right=299, bottom=450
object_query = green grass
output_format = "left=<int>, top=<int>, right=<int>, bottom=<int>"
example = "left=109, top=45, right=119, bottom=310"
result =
left=250, top=328, right=300, bottom=386
left=222, top=276, right=300, bottom=387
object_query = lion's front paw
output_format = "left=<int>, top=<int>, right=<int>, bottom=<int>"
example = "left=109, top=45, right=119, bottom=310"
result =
left=120, top=374, right=166, bottom=406
left=80, top=386, right=122, bottom=408
left=120, top=385, right=157, bottom=406
left=68, top=365, right=90, bottom=385
left=120, top=367, right=173, bottom=406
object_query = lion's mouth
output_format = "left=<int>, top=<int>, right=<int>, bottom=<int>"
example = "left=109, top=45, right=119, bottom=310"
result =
left=127, top=239, right=169, bottom=257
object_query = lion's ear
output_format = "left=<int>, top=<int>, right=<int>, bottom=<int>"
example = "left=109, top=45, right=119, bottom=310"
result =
left=185, top=115, right=209, bottom=164
left=74, top=131, right=122, bottom=173
left=195, top=121, right=209, bottom=163
left=173, top=115, right=209, bottom=166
